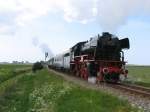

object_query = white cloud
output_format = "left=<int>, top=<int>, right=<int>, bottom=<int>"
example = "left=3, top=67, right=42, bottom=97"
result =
left=0, top=24, right=14, bottom=35
left=0, top=0, right=69, bottom=26
left=0, top=0, right=96, bottom=26
left=0, top=0, right=18, bottom=12
left=0, top=0, right=150, bottom=31
left=98, top=0, right=150, bottom=31
left=63, top=0, right=96, bottom=23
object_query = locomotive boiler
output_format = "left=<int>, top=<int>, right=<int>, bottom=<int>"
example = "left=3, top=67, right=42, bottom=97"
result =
left=48, top=32, right=130, bottom=82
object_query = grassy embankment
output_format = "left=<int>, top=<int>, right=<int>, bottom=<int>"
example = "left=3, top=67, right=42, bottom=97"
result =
left=0, top=68, right=140, bottom=112
left=0, top=64, right=32, bottom=96
left=0, top=64, right=32, bottom=83
left=127, top=66, right=150, bottom=87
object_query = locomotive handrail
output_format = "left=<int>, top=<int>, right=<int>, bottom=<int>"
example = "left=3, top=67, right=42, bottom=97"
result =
left=83, top=59, right=127, bottom=63
left=74, top=55, right=127, bottom=63
left=71, top=59, right=127, bottom=63
left=96, top=60, right=127, bottom=63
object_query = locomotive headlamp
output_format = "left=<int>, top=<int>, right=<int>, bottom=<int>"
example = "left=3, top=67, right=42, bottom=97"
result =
left=103, top=68, right=109, bottom=74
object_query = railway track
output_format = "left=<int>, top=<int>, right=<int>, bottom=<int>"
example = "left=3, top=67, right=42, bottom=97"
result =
left=48, top=68, right=150, bottom=111
left=107, top=83, right=150, bottom=98
left=48, top=67, right=150, bottom=97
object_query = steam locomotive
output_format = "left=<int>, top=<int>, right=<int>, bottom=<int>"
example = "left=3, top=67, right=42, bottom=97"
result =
left=48, top=32, right=130, bottom=82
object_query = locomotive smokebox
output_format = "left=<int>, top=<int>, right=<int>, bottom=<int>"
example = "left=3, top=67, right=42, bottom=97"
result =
left=119, top=38, right=130, bottom=49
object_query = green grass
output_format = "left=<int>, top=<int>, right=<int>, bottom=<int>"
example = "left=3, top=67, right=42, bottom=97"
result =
left=0, top=64, right=32, bottom=69
left=0, top=64, right=32, bottom=83
left=127, top=66, right=150, bottom=87
left=0, top=69, right=140, bottom=112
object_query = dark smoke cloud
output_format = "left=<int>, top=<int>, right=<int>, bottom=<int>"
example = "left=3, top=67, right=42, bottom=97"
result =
left=32, top=37, right=53, bottom=58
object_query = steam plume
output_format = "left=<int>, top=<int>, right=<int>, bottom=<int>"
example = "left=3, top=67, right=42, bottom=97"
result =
left=40, top=43, right=53, bottom=58
left=32, top=37, right=53, bottom=58
left=32, top=37, right=39, bottom=47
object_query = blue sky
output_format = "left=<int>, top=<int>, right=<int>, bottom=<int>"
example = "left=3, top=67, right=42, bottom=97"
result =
left=0, top=0, right=150, bottom=65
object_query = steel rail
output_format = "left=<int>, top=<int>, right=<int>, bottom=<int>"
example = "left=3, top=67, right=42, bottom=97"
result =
left=107, top=83, right=150, bottom=97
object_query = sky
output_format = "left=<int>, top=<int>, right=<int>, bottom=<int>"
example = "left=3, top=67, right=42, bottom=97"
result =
left=0, top=0, right=150, bottom=65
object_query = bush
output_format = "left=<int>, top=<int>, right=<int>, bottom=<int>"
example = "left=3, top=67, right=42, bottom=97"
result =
left=32, top=62, right=43, bottom=73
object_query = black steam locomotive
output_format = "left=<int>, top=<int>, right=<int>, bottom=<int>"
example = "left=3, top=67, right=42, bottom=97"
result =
left=48, top=32, right=130, bottom=82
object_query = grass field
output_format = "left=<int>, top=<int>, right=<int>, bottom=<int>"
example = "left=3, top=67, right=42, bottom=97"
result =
left=127, top=66, right=150, bottom=87
left=0, top=64, right=32, bottom=84
left=0, top=68, right=140, bottom=112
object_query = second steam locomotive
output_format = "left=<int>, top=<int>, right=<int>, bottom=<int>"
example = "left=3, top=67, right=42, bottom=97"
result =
left=48, top=32, right=130, bottom=83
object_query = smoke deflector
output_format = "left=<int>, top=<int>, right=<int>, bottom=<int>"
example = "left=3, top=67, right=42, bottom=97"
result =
left=120, top=38, right=130, bottom=49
